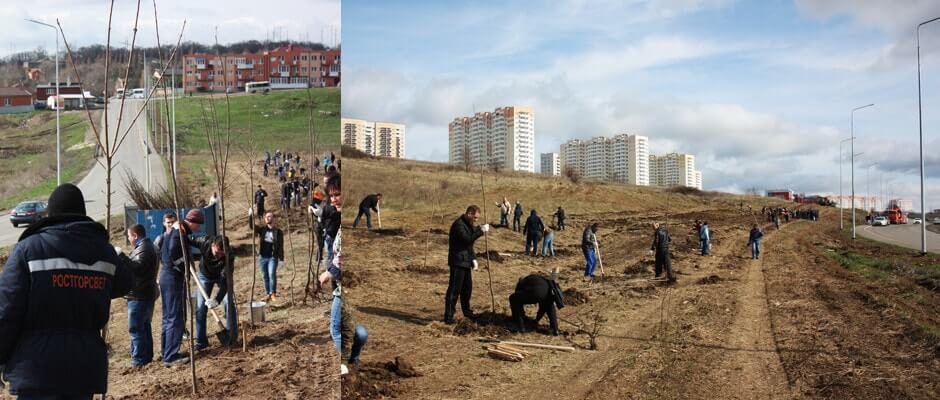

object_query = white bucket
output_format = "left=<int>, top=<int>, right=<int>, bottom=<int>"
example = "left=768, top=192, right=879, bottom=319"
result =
left=247, top=301, right=267, bottom=323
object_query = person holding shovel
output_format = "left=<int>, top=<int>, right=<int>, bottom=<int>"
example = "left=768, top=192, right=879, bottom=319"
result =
left=249, top=211, right=285, bottom=302
left=352, top=193, right=381, bottom=230
left=160, top=208, right=204, bottom=366
left=650, top=222, right=676, bottom=283
left=444, top=205, right=490, bottom=324
left=188, top=235, right=235, bottom=352
left=582, top=223, right=600, bottom=279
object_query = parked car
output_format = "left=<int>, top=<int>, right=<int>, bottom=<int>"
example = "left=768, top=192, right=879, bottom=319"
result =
left=9, top=201, right=48, bottom=227
left=872, top=216, right=889, bottom=226
left=913, top=218, right=923, bottom=224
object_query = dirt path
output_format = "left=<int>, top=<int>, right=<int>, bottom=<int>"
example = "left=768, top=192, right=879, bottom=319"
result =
left=700, top=227, right=793, bottom=399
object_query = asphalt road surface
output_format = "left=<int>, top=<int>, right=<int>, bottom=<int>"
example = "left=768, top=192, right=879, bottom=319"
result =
left=857, top=223, right=940, bottom=253
left=1, top=99, right=166, bottom=248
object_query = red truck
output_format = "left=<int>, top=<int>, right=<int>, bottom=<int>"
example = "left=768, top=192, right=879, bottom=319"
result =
left=885, top=207, right=909, bottom=224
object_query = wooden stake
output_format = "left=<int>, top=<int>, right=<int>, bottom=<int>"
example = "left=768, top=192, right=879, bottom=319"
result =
left=499, top=341, right=575, bottom=352
left=480, top=166, right=496, bottom=314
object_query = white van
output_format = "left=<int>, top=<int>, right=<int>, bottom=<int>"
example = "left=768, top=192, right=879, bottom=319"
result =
left=131, top=88, right=145, bottom=98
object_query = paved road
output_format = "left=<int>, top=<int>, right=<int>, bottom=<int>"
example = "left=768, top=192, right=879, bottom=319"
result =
left=856, top=223, right=940, bottom=253
left=1, top=99, right=166, bottom=247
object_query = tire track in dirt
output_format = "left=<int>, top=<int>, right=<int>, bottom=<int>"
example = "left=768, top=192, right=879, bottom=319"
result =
left=698, top=225, right=793, bottom=399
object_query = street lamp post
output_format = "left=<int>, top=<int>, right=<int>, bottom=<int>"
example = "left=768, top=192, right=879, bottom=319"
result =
left=866, top=162, right=879, bottom=214
left=916, top=16, right=939, bottom=254
left=26, top=19, right=60, bottom=186
left=851, top=104, right=874, bottom=239
left=839, top=137, right=853, bottom=230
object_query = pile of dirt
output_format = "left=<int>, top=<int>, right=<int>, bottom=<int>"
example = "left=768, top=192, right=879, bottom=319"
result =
left=370, top=228, right=405, bottom=236
left=406, top=263, right=444, bottom=275
left=563, top=287, right=590, bottom=305
left=344, top=270, right=364, bottom=288
left=624, top=260, right=651, bottom=275
left=342, top=359, right=414, bottom=400
left=428, top=228, right=447, bottom=235
left=697, top=275, right=723, bottom=285
left=453, top=313, right=512, bottom=337
left=553, top=248, right=575, bottom=257
left=475, top=250, right=505, bottom=263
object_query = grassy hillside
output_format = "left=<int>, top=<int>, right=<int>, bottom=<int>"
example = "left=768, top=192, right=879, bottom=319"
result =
left=0, top=111, right=96, bottom=210
left=154, top=88, right=339, bottom=155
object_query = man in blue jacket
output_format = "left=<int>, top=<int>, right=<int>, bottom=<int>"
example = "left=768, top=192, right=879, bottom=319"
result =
left=0, top=183, right=132, bottom=398
left=159, top=208, right=204, bottom=367
left=700, top=221, right=710, bottom=256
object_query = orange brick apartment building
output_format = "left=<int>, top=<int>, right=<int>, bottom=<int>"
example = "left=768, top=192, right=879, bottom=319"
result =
left=182, top=44, right=340, bottom=93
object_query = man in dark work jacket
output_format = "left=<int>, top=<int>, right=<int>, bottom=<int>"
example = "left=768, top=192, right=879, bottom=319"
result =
left=444, top=205, right=490, bottom=324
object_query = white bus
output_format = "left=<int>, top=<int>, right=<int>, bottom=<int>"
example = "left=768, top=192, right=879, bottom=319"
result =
left=245, top=81, right=271, bottom=94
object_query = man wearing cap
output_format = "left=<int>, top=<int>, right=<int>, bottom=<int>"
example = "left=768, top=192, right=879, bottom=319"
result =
left=0, top=183, right=132, bottom=398
left=159, top=208, right=204, bottom=366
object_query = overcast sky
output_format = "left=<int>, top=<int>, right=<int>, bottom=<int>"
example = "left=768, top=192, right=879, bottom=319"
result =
left=1, top=0, right=340, bottom=56
left=342, top=0, right=940, bottom=211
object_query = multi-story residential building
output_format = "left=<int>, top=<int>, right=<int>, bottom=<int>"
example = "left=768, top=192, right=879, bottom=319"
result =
left=182, top=44, right=340, bottom=93
left=374, top=122, right=405, bottom=158
left=540, top=152, right=560, bottom=176
left=559, top=134, right=649, bottom=185
left=448, top=106, right=534, bottom=172
left=341, top=118, right=405, bottom=158
left=649, top=152, right=702, bottom=189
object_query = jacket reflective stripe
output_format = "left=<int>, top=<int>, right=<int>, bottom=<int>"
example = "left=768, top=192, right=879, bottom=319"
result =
left=27, top=258, right=117, bottom=275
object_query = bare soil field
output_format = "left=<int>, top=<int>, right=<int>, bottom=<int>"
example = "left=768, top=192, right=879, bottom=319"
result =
left=101, top=155, right=340, bottom=399
left=343, top=156, right=940, bottom=399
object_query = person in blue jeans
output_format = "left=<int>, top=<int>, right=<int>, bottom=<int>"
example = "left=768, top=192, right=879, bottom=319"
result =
left=341, top=297, right=369, bottom=367
left=700, top=221, right=710, bottom=256
left=582, top=223, right=599, bottom=278
left=541, top=228, right=555, bottom=257
left=117, top=224, right=160, bottom=367
left=189, top=235, right=236, bottom=350
left=748, top=224, right=764, bottom=259
left=250, top=210, right=284, bottom=302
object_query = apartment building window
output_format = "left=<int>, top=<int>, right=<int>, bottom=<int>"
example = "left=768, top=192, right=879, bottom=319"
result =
left=3, top=98, right=10, bottom=106
left=271, top=67, right=277, bottom=74
left=301, top=67, right=307, bottom=73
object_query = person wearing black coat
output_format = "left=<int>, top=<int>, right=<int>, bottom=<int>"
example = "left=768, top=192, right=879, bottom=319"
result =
left=509, top=273, right=564, bottom=336
left=254, top=185, right=268, bottom=222
left=522, top=209, right=545, bottom=256
left=554, top=206, right=566, bottom=230
left=353, top=193, right=382, bottom=229
left=444, top=205, right=490, bottom=324
left=119, top=224, right=159, bottom=367
left=0, top=184, right=132, bottom=397
left=189, top=235, right=237, bottom=351
left=650, top=223, right=675, bottom=282
left=512, top=201, right=523, bottom=232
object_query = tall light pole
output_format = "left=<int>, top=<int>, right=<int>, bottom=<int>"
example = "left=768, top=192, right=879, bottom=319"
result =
left=26, top=18, right=60, bottom=186
left=839, top=137, right=853, bottom=230
left=866, top=162, right=879, bottom=214
left=851, top=103, right=874, bottom=239
left=916, top=16, right=939, bottom=254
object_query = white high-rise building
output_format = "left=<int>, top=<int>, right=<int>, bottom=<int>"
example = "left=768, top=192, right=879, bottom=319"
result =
left=448, top=106, right=535, bottom=172
left=559, top=134, right=649, bottom=185
left=540, top=152, right=560, bottom=176
left=649, top=152, right=702, bottom=189
left=342, top=118, right=405, bottom=158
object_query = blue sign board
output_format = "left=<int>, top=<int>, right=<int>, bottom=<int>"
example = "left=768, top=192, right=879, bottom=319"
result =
left=124, top=204, right=219, bottom=255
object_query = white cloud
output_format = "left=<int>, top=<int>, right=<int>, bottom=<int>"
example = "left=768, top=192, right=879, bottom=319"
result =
left=3, top=0, right=340, bottom=57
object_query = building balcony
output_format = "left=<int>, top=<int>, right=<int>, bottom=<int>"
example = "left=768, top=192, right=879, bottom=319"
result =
left=196, top=64, right=207, bottom=70
left=237, top=63, right=254, bottom=69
